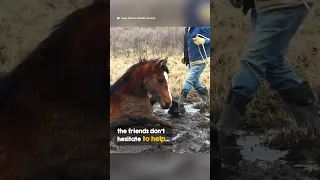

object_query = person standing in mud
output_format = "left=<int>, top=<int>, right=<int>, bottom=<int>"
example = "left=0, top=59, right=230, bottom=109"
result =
left=169, top=27, right=210, bottom=116
left=215, top=0, right=319, bottom=146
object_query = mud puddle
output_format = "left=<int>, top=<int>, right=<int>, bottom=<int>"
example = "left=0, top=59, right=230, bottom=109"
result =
left=218, top=130, right=320, bottom=180
left=110, top=103, right=210, bottom=153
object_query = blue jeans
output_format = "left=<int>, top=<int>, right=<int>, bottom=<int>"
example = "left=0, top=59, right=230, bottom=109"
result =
left=182, top=63, right=207, bottom=93
left=232, top=5, right=309, bottom=98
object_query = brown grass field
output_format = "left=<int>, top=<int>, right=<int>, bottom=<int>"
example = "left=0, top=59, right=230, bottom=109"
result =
left=212, top=0, right=320, bottom=147
left=110, top=27, right=210, bottom=101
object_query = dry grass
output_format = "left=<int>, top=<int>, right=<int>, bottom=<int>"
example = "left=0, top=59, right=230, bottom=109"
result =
left=110, top=27, right=210, bottom=100
left=264, top=126, right=320, bottom=149
left=211, top=1, right=320, bottom=146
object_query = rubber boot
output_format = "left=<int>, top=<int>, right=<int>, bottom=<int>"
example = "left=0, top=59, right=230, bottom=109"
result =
left=277, top=81, right=320, bottom=128
left=197, top=87, right=210, bottom=113
left=198, top=87, right=210, bottom=104
left=177, top=90, right=189, bottom=114
left=168, top=90, right=189, bottom=117
left=216, top=89, right=253, bottom=146
left=168, top=99, right=179, bottom=117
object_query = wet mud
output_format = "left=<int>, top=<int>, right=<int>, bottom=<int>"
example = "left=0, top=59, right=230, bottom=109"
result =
left=110, top=103, right=210, bottom=153
left=217, top=130, right=320, bottom=180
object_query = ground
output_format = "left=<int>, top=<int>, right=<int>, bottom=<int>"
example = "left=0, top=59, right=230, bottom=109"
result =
left=110, top=104, right=210, bottom=153
left=212, top=0, right=320, bottom=179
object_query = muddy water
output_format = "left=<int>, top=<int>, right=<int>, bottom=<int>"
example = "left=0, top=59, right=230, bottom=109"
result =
left=110, top=103, right=211, bottom=180
left=218, top=130, right=320, bottom=180
left=110, top=103, right=210, bottom=153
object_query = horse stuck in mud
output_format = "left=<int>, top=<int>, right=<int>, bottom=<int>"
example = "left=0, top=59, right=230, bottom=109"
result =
left=0, top=1, right=111, bottom=179
left=110, top=58, right=178, bottom=139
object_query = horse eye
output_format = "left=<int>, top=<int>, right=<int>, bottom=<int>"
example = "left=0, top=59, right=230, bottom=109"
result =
left=157, top=79, right=165, bottom=84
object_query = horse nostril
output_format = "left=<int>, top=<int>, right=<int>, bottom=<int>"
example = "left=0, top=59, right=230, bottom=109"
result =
left=161, top=102, right=170, bottom=109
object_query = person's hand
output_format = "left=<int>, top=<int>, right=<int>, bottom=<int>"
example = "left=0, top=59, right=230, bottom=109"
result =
left=193, top=36, right=205, bottom=45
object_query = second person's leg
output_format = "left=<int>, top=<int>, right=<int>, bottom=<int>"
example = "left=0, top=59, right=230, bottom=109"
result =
left=192, top=63, right=210, bottom=104
left=216, top=8, right=303, bottom=145
left=176, top=64, right=199, bottom=113
left=265, top=5, right=320, bottom=128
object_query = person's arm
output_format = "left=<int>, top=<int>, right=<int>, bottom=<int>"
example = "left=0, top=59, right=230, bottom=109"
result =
left=199, top=27, right=210, bottom=45
left=182, top=28, right=189, bottom=65
left=192, top=27, right=210, bottom=46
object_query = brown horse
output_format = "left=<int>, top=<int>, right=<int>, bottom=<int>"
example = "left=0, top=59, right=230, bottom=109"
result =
left=110, top=58, right=174, bottom=137
left=0, top=1, right=110, bottom=179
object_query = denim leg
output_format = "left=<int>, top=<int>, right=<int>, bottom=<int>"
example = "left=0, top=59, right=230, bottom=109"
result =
left=265, top=6, right=308, bottom=90
left=232, top=5, right=308, bottom=98
left=182, top=65, right=197, bottom=92
left=192, top=64, right=207, bottom=91
left=250, top=8, right=257, bottom=30
left=266, top=51, right=302, bottom=90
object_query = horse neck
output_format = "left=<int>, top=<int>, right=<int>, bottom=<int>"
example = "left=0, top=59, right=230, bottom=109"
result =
left=120, top=77, right=147, bottom=98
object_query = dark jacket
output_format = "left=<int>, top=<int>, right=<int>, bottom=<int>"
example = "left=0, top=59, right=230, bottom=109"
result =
left=183, top=27, right=210, bottom=66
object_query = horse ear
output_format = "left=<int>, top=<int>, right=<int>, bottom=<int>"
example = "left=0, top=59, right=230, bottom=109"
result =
left=139, top=57, right=147, bottom=63
left=162, top=57, right=168, bottom=61
left=159, top=58, right=168, bottom=67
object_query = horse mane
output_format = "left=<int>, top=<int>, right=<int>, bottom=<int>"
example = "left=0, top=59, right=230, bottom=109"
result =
left=0, top=0, right=109, bottom=111
left=110, top=58, right=169, bottom=96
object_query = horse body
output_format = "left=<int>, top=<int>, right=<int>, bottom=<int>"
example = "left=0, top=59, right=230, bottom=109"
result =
left=0, top=1, right=110, bottom=179
left=110, top=58, right=173, bottom=137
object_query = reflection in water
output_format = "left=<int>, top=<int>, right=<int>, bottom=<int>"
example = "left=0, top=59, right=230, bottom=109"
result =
left=221, top=129, right=320, bottom=174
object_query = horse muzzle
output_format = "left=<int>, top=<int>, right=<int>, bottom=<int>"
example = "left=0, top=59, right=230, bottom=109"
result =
left=160, top=100, right=171, bottom=109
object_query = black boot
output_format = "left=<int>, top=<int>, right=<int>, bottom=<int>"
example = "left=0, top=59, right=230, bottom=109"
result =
left=168, top=90, right=189, bottom=117
left=216, top=89, right=253, bottom=146
left=277, top=81, right=320, bottom=128
left=168, top=99, right=179, bottom=117
left=197, top=87, right=210, bottom=104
